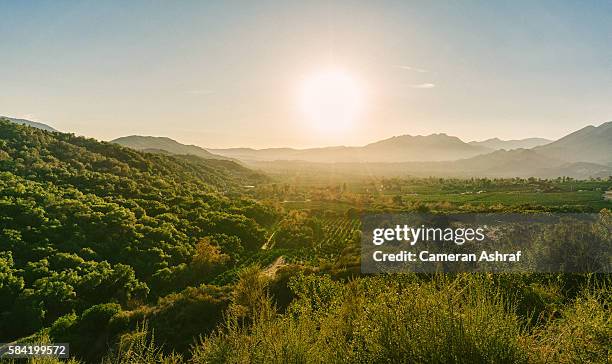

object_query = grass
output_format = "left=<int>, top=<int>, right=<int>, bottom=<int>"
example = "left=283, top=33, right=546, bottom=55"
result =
left=26, top=270, right=609, bottom=363
left=187, top=272, right=611, bottom=364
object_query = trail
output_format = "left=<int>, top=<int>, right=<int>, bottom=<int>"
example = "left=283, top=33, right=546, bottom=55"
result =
left=263, top=256, right=286, bottom=278
left=261, top=230, right=276, bottom=250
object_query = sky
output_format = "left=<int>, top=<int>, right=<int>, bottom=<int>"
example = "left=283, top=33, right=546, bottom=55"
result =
left=1, top=0, right=611, bottom=148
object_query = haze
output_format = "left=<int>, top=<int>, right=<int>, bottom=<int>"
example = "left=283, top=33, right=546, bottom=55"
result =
left=1, top=1, right=611, bottom=148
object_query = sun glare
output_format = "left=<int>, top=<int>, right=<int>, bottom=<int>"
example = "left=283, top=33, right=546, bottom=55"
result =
left=298, top=69, right=364, bottom=133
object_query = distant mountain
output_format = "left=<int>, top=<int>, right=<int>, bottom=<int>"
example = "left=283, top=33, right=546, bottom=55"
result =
left=469, top=137, right=551, bottom=150
left=450, top=149, right=563, bottom=175
left=206, top=147, right=298, bottom=161
left=449, top=149, right=611, bottom=178
left=248, top=149, right=612, bottom=179
left=542, top=162, right=612, bottom=179
left=534, top=121, right=612, bottom=165
left=2, top=116, right=57, bottom=132
left=114, top=121, right=612, bottom=179
left=210, top=133, right=491, bottom=163
left=112, top=135, right=229, bottom=160
left=358, top=134, right=492, bottom=162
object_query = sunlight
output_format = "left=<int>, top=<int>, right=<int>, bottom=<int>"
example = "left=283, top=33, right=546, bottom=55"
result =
left=298, top=68, right=364, bottom=133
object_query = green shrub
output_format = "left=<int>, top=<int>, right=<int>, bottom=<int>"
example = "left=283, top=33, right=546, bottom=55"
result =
left=48, top=312, right=77, bottom=339
left=529, top=286, right=611, bottom=363
left=192, top=274, right=531, bottom=363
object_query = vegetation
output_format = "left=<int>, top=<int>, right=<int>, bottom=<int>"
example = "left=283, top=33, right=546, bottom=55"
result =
left=0, top=119, right=276, bottom=349
left=1, top=119, right=610, bottom=363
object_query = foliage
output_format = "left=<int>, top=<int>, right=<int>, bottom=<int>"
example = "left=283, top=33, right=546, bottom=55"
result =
left=272, top=211, right=323, bottom=249
left=2, top=120, right=611, bottom=363
left=188, top=273, right=611, bottom=364
left=0, top=120, right=273, bottom=342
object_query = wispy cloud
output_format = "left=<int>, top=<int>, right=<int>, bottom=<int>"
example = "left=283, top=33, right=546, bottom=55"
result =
left=409, top=83, right=436, bottom=89
left=395, top=65, right=430, bottom=73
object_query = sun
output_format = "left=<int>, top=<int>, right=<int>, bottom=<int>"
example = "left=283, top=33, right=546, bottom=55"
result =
left=298, top=68, right=364, bottom=133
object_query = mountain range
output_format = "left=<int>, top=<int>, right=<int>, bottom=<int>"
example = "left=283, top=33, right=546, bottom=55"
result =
left=114, top=121, right=612, bottom=178
left=207, top=134, right=491, bottom=163
left=468, top=137, right=551, bottom=150
left=5, top=115, right=611, bottom=178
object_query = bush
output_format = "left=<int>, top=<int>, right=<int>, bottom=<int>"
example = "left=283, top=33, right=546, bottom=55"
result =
left=49, top=312, right=77, bottom=339
left=529, top=286, right=611, bottom=363
left=79, top=303, right=122, bottom=333
left=110, top=285, right=230, bottom=354
left=192, top=274, right=531, bottom=363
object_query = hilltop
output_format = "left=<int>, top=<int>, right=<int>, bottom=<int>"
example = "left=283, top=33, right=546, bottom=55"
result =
left=111, top=135, right=229, bottom=160
left=2, top=116, right=58, bottom=132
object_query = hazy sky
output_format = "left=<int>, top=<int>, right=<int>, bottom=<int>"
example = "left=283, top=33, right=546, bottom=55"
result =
left=1, top=1, right=611, bottom=148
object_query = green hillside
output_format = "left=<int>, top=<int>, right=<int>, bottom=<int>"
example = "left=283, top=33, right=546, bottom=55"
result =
left=0, top=119, right=277, bottom=352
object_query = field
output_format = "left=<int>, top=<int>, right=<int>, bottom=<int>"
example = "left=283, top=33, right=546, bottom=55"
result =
left=315, top=216, right=360, bottom=256
left=258, top=178, right=612, bottom=212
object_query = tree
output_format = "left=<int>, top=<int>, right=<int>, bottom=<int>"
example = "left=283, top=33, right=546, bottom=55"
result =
left=191, top=237, right=230, bottom=278
left=0, top=251, right=24, bottom=311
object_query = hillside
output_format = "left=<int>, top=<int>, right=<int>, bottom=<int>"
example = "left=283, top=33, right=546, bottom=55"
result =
left=0, top=118, right=276, bottom=349
left=469, top=137, right=551, bottom=150
left=2, top=116, right=58, bottom=132
left=534, top=121, right=612, bottom=164
left=207, top=147, right=306, bottom=161
left=112, top=135, right=229, bottom=160
left=449, top=149, right=612, bottom=178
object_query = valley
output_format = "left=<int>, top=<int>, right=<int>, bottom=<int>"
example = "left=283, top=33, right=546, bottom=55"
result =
left=3, top=2, right=611, bottom=362
left=0, top=118, right=609, bottom=363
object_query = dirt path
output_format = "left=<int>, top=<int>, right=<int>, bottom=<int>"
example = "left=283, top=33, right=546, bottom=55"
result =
left=262, top=256, right=285, bottom=277
left=261, top=231, right=276, bottom=250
